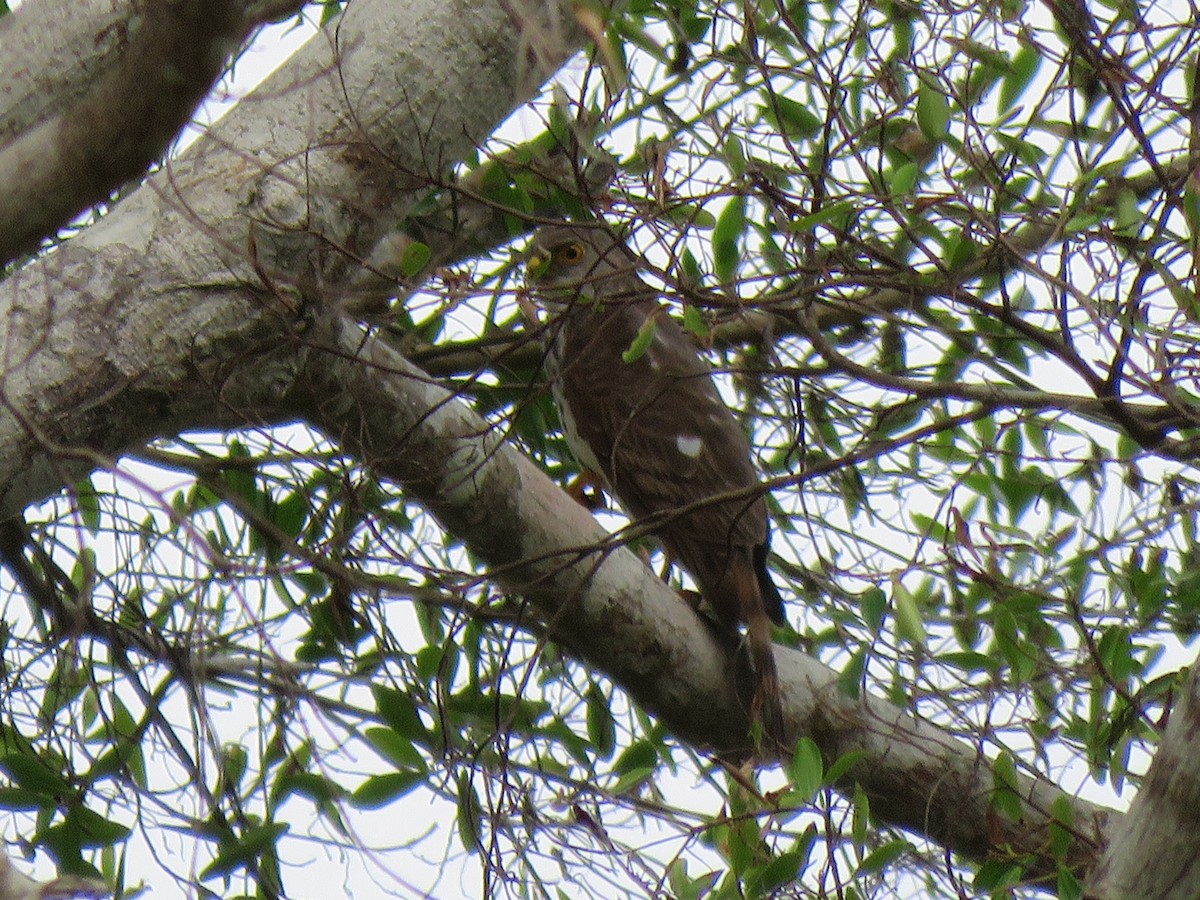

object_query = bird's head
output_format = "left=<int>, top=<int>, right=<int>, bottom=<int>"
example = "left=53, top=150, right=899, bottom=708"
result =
left=523, top=224, right=637, bottom=312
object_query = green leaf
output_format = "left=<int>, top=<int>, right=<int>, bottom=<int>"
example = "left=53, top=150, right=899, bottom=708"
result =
left=838, top=648, right=867, bottom=698
left=787, top=738, right=823, bottom=799
left=1098, top=626, right=1135, bottom=683
left=723, top=811, right=761, bottom=876
left=364, top=726, right=426, bottom=771
left=1049, top=794, right=1075, bottom=860
left=823, top=750, right=868, bottom=786
left=951, top=36, right=1012, bottom=71
left=723, top=133, right=747, bottom=176
left=789, top=199, right=854, bottom=233
left=74, top=477, right=101, bottom=532
left=991, top=750, right=1023, bottom=821
left=916, top=76, right=950, bottom=142
left=220, top=743, right=248, bottom=790
left=851, top=784, right=870, bottom=849
left=910, top=511, right=949, bottom=541
left=936, top=651, right=1000, bottom=673
left=854, top=838, right=911, bottom=876
left=200, top=821, right=289, bottom=880
left=273, top=769, right=345, bottom=807
left=681, top=305, right=709, bottom=340
left=999, top=42, right=1041, bottom=112
left=1063, top=209, right=1103, bottom=236
left=370, top=684, right=430, bottom=748
left=942, top=230, right=978, bottom=268
left=622, top=315, right=657, bottom=363
left=350, top=771, right=425, bottom=809
left=1113, top=188, right=1141, bottom=237
left=0, top=753, right=68, bottom=798
left=36, top=823, right=84, bottom=871
left=456, top=772, right=483, bottom=853
left=680, top=246, right=704, bottom=284
left=1058, top=867, right=1084, bottom=900
left=398, top=239, right=431, bottom=278
left=974, top=860, right=1025, bottom=892
left=611, top=766, right=656, bottom=795
left=661, top=203, right=717, bottom=229
left=0, top=787, right=48, bottom=810
left=613, top=739, right=657, bottom=776
left=1185, top=172, right=1200, bottom=242
left=860, top=587, right=886, bottom=634
left=65, top=807, right=131, bottom=848
left=585, top=684, right=616, bottom=757
left=747, top=848, right=806, bottom=894
left=760, top=94, right=822, bottom=138
left=713, top=196, right=746, bottom=284
left=667, top=859, right=720, bottom=900
left=271, top=492, right=307, bottom=540
left=677, top=9, right=710, bottom=42
left=893, top=582, right=927, bottom=646
left=888, top=161, right=918, bottom=196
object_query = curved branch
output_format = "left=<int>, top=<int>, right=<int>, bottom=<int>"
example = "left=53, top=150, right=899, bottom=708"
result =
left=287, top=314, right=1114, bottom=882
left=0, top=0, right=596, bottom=513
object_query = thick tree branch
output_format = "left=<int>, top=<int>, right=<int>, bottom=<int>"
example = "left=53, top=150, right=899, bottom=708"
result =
left=0, top=0, right=594, bottom=513
left=0, top=0, right=138, bottom=141
left=1087, top=660, right=1200, bottom=899
left=0, top=0, right=254, bottom=268
left=280, top=314, right=1113, bottom=881
left=0, top=0, right=307, bottom=144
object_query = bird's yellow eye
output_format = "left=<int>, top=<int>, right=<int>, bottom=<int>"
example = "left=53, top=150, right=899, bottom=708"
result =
left=554, top=241, right=585, bottom=264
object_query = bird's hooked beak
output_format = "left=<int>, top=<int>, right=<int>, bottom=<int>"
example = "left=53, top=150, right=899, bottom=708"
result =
left=524, top=246, right=552, bottom=281
left=523, top=244, right=579, bottom=315
left=520, top=245, right=560, bottom=324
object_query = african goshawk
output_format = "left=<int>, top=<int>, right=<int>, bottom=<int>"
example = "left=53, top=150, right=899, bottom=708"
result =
left=524, top=222, right=786, bottom=746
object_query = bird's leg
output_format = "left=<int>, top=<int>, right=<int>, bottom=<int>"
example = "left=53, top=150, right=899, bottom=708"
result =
left=648, top=551, right=727, bottom=627
left=657, top=554, right=708, bottom=614
left=564, top=470, right=607, bottom=511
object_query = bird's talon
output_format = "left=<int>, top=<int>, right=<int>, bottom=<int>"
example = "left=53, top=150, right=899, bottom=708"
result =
left=565, top=473, right=606, bottom=511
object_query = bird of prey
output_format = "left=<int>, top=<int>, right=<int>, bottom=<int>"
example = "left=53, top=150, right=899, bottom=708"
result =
left=523, top=222, right=786, bottom=747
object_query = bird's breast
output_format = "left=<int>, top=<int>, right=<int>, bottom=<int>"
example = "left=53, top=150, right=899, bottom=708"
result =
left=549, top=326, right=607, bottom=479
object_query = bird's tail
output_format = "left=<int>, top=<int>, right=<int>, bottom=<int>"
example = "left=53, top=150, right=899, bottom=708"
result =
left=746, top=607, right=786, bottom=752
left=729, top=557, right=786, bottom=751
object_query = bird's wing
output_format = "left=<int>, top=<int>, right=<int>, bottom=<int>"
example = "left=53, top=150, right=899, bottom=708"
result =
left=555, top=296, right=768, bottom=552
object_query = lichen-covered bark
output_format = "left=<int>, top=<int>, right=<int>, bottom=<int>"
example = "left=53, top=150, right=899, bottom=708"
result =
left=0, top=0, right=251, bottom=267
left=0, top=0, right=590, bottom=512
left=1087, top=663, right=1200, bottom=899
left=0, top=0, right=133, bottom=141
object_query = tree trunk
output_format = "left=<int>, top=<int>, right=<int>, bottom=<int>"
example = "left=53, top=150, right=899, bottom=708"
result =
left=1087, top=662, right=1200, bottom=899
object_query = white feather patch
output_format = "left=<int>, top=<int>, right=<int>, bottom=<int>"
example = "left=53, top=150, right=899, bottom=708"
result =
left=675, top=435, right=704, bottom=459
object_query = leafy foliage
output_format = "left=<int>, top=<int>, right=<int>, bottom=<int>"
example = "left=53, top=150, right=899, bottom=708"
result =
left=3, top=0, right=1200, bottom=896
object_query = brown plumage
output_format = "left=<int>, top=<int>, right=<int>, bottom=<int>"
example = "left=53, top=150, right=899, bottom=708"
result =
left=524, top=222, right=786, bottom=749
